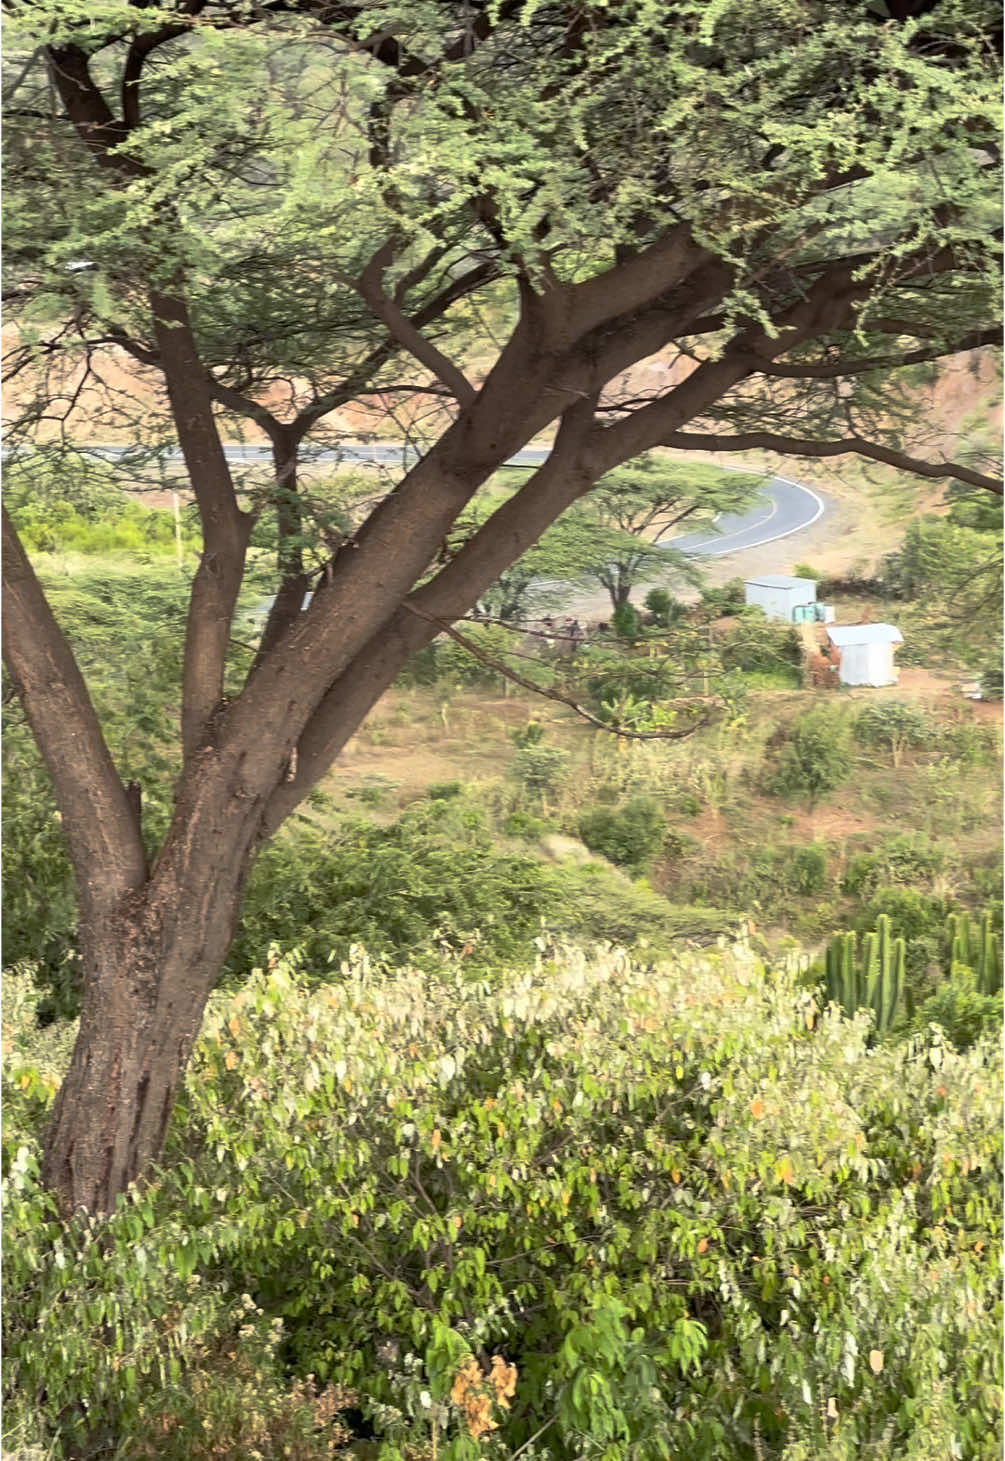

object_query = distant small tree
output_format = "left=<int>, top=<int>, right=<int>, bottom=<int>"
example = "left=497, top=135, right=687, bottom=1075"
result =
left=764, top=709, right=854, bottom=809
left=570, top=457, right=762, bottom=611
left=854, top=701, right=935, bottom=768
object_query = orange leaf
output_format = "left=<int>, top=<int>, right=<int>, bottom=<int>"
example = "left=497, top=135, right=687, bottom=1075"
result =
left=750, top=1097, right=765, bottom=1120
left=228, top=1015, right=241, bottom=1038
left=776, top=1155, right=794, bottom=1185
left=697, top=1238, right=709, bottom=1254
left=431, top=1129, right=442, bottom=1151
left=224, top=1050, right=238, bottom=1071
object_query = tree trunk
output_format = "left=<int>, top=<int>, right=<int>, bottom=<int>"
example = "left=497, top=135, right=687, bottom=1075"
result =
left=42, top=935, right=214, bottom=1216
left=41, top=796, right=257, bottom=1216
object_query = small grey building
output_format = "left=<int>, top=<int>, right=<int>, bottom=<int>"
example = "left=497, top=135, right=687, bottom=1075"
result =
left=826, top=623, right=903, bottom=687
left=744, top=574, right=818, bottom=623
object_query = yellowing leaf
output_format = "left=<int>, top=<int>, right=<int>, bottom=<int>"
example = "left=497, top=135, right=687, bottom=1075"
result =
left=750, top=1097, right=765, bottom=1119
left=431, top=1129, right=442, bottom=1152
left=224, top=1050, right=238, bottom=1070
left=228, top=1015, right=241, bottom=1038
left=869, top=1350, right=884, bottom=1374
left=697, top=1237, right=709, bottom=1254
left=776, top=1155, right=795, bottom=1185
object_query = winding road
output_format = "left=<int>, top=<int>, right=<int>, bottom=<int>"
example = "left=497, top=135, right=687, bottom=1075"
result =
left=71, top=440, right=829, bottom=560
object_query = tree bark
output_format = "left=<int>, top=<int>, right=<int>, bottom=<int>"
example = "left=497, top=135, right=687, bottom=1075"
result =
left=42, top=792, right=255, bottom=1216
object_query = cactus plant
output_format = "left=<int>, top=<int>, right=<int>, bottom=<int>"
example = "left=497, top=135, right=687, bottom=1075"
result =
left=823, top=915, right=905, bottom=1036
left=943, top=910, right=1003, bottom=996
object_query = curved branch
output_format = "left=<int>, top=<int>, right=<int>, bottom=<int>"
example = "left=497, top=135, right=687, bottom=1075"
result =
left=357, top=245, right=476, bottom=407
left=661, top=431, right=1004, bottom=495
left=2, top=506, right=147, bottom=916
left=403, top=604, right=710, bottom=741
left=750, top=328, right=1001, bottom=379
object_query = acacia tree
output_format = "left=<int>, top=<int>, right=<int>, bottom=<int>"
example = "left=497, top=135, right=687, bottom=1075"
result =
left=566, top=456, right=763, bottom=611
left=3, top=0, right=1001, bottom=1215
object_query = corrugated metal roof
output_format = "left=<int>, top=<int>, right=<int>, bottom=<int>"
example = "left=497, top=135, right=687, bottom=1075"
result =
left=745, top=575, right=817, bottom=591
left=827, top=624, right=903, bottom=646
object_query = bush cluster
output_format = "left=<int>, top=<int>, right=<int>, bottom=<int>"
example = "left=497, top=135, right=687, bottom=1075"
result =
left=5, top=948, right=1001, bottom=1461
left=576, top=795, right=666, bottom=870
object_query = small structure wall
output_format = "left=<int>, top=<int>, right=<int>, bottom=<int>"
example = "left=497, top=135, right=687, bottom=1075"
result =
left=744, top=575, right=817, bottom=623
left=836, top=640, right=898, bottom=687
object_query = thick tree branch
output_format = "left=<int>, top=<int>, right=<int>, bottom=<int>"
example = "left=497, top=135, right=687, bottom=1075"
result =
left=149, top=291, right=254, bottom=757
left=749, top=328, right=1001, bottom=379
left=660, top=431, right=1004, bottom=495
left=2, top=507, right=147, bottom=916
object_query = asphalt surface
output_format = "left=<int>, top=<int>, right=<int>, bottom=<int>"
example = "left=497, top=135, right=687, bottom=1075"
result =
left=61, top=441, right=828, bottom=560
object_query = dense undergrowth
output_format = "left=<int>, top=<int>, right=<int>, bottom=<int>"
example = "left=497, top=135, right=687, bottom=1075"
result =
left=4, top=944, right=1002, bottom=1461
left=3, top=464, right=1002, bottom=1461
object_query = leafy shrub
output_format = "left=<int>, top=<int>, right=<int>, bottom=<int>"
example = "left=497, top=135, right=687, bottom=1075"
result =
left=679, top=844, right=830, bottom=914
left=501, top=809, right=550, bottom=839
left=577, top=795, right=665, bottom=870
left=841, top=835, right=956, bottom=899
left=762, top=709, right=854, bottom=808
left=230, top=800, right=714, bottom=982
left=720, top=616, right=801, bottom=674
left=789, top=844, right=828, bottom=894
left=979, top=664, right=1003, bottom=701
left=6, top=950, right=1001, bottom=1461
left=919, top=971, right=1004, bottom=1051
left=426, top=780, right=464, bottom=800
left=936, top=716, right=1002, bottom=767
left=698, top=577, right=745, bottom=618
left=510, top=743, right=570, bottom=800
left=643, top=588, right=686, bottom=626
left=853, top=701, right=936, bottom=763
left=792, top=562, right=822, bottom=580
left=612, top=600, right=641, bottom=639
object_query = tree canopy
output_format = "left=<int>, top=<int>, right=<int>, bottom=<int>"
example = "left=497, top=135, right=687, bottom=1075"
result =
left=2, top=0, right=1002, bottom=1215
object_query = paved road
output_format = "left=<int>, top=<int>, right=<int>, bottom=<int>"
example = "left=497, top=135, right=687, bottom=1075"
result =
left=48, top=441, right=827, bottom=558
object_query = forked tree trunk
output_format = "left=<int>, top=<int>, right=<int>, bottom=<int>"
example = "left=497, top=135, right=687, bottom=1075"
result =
left=41, top=821, right=256, bottom=1216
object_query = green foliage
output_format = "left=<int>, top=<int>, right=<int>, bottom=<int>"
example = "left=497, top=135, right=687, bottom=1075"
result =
left=611, top=601, right=641, bottom=640
left=698, top=578, right=746, bottom=619
left=577, top=795, right=666, bottom=871
left=853, top=701, right=936, bottom=764
left=680, top=844, right=831, bottom=916
left=792, top=563, right=823, bottom=581
left=918, top=972, right=1003, bottom=1053
left=2, top=564, right=195, bottom=1013
left=763, top=708, right=854, bottom=809
left=426, top=780, right=465, bottom=801
left=841, top=834, right=955, bottom=899
left=979, top=664, right=1003, bottom=701
left=510, top=744, right=570, bottom=802
left=229, top=797, right=717, bottom=982
left=719, top=616, right=801, bottom=674
left=643, top=587, right=686, bottom=627
left=5, top=947, right=1001, bottom=1460
left=3, top=453, right=200, bottom=559
left=824, top=916, right=906, bottom=1037
left=883, top=517, right=1002, bottom=668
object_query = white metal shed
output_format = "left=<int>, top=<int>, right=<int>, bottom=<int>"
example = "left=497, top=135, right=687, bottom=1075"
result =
left=744, top=574, right=817, bottom=623
left=826, top=624, right=903, bottom=687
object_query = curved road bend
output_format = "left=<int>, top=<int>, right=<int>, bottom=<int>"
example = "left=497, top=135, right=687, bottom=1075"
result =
left=67, top=442, right=828, bottom=559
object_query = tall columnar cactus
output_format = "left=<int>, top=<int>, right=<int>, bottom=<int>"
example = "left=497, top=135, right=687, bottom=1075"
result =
left=824, top=915, right=905, bottom=1036
left=945, top=910, right=1003, bottom=996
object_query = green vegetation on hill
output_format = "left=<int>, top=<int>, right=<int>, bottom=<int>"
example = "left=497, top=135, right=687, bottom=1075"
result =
left=4, top=946, right=1001, bottom=1460
left=2, top=460, right=1002, bottom=1459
